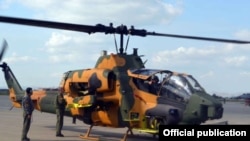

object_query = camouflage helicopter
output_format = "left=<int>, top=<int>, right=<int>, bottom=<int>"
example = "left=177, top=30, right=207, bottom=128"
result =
left=0, top=16, right=250, bottom=141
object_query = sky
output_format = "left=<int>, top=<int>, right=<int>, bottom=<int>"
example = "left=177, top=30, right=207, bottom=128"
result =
left=0, top=0, right=250, bottom=97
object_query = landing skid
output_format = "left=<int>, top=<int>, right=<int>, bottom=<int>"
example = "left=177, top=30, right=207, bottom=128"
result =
left=79, top=125, right=134, bottom=141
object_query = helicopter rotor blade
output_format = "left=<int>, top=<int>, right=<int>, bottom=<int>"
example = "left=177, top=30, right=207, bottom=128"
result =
left=0, top=16, right=115, bottom=34
left=0, top=39, right=8, bottom=62
left=146, top=32, right=250, bottom=44
left=1, top=15, right=250, bottom=44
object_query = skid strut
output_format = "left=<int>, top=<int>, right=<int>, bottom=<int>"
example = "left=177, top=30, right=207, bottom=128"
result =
left=121, top=127, right=133, bottom=141
left=79, top=125, right=99, bottom=140
left=79, top=125, right=134, bottom=141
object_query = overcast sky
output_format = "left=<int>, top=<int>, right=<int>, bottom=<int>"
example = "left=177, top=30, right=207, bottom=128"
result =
left=0, top=0, right=250, bottom=97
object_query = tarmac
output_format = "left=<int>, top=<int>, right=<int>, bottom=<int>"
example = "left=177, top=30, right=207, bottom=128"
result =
left=0, top=95, right=250, bottom=141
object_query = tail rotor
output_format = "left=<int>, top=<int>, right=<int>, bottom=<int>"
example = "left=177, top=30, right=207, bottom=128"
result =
left=0, top=39, right=8, bottom=63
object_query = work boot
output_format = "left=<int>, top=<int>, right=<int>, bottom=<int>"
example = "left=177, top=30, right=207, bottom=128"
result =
left=56, top=133, right=64, bottom=137
left=21, top=137, right=30, bottom=141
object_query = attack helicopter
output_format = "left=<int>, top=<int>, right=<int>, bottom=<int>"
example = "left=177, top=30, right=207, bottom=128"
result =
left=236, top=93, right=250, bottom=106
left=0, top=15, right=250, bottom=141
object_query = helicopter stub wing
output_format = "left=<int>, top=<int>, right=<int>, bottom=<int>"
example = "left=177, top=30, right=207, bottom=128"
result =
left=1, top=15, right=250, bottom=44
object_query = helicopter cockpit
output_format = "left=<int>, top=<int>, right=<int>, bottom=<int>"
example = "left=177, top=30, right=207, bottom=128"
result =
left=160, top=73, right=205, bottom=102
left=128, top=68, right=206, bottom=102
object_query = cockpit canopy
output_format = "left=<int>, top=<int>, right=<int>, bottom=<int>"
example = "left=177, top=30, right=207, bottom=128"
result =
left=128, top=68, right=206, bottom=102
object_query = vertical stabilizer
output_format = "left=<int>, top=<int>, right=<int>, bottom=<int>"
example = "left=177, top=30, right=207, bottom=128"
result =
left=0, top=62, right=24, bottom=107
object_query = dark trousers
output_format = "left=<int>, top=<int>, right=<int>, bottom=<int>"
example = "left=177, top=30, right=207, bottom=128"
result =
left=56, top=109, right=64, bottom=135
left=21, top=113, right=31, bottom=139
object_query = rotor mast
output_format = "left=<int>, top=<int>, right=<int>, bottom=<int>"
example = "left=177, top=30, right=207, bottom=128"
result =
left=120, top=32, right=124, bottom=54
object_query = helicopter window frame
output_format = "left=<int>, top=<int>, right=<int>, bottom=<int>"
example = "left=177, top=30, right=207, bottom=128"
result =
left=157, top=73, right=193, bottom=102
left=129, top=68, right=172, bottom=80
left=130, top=68, right=173, bottom=95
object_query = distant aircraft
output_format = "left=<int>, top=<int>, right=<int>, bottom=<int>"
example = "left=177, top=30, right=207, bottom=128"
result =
left=237, top=93, right=250, bottom=106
